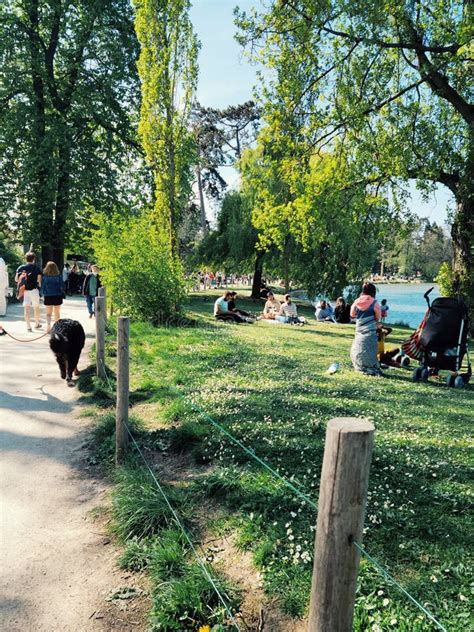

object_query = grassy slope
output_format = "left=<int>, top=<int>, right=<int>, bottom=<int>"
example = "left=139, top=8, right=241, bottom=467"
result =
left=104, top=290, right=472, bottom=630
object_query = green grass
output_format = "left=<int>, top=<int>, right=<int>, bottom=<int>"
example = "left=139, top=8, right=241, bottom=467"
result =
left=87, top=290, right=472, bottom=630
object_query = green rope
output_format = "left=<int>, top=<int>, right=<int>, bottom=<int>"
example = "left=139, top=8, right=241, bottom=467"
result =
left=353, top=541, right=448, bottom=632
left=171, top=385, right=318, bottom=510
left=100, top=355, right=449, bottom=632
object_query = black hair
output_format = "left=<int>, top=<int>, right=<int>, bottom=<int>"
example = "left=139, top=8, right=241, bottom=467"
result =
left=362, top=282, right=376, bottom=297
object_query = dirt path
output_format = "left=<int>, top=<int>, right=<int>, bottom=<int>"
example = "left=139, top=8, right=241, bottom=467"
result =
left=0, top=297, right=147, bottom=631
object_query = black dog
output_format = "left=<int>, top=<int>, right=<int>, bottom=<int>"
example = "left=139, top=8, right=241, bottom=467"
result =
left=49, top=318, right=85, bottom=385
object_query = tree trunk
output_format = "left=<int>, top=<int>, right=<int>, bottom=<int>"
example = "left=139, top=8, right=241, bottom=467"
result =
left=52, top=133, right=72, bottom=271
left=251, top=251, right=264, bottom=299
left=196, top=167, right=208, bottom=235
left=451, top=195, right=474, bottom=328
left=27, top=0, right=54, bottom=265
left=283, top=235, right=291, bottom=292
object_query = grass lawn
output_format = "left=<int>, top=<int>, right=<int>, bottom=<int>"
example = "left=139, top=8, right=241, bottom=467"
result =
left=85, top=289, right=472, bottom=631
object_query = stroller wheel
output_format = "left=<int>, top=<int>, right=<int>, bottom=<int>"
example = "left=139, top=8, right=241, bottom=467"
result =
left=412, top=367, right=422, bottom=382
left=420, top=368, right=429, bottom=382
left=454, top=376, right=464, bottom=389
left=446, top=375, right=455, bottom=388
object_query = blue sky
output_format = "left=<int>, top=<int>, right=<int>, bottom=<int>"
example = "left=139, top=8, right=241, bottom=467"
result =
left=190, top=0, right=454, bottom=226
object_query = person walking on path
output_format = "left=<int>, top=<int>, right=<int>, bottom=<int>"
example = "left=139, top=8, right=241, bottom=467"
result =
left=41, top=261, right=65, bottom=332
left=82, top=264, right=102, bottom=318
left=15, top=251, right=42, bottom=332
left=62, top=262, right=70, bottom=295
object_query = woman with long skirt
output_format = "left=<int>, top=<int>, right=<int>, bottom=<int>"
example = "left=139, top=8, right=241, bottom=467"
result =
left=350, top=282, right=382, bottom=376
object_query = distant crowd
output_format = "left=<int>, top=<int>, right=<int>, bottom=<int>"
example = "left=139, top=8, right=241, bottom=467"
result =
left=192, top=271, right=253, bottom=290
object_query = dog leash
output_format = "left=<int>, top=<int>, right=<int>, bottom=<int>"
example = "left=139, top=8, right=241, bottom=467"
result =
left=0, top=324, right=50, bottom=343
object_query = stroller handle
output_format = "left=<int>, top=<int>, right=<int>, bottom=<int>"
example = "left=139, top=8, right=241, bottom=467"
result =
left=424, top=286, right=434, bottom=306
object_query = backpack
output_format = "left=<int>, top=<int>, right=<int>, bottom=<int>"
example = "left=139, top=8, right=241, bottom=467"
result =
left=16, top=272, right=27, bottom=300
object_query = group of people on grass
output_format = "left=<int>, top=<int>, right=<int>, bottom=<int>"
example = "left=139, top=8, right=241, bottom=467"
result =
left=214, top=290, right=306, bottom=325
left=214, top=282, right=393, bottom=377
left=14, top=252, right=102, bottom=332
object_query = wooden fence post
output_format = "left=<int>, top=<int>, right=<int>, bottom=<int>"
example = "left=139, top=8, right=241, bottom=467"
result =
left=308, top=418, right=375, bottom=632
left=95, top=296, right=106, bottom=379
left=98, top=286, right=107, bottom=322
left=116, top=316, right=129, bottom=466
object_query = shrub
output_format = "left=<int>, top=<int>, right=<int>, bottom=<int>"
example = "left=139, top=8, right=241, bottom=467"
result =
left=91, top=210, right=185, bottom=323
left=435, top=261, right=454, bottom=297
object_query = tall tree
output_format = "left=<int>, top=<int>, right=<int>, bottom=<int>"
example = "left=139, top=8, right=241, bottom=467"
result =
left=191, top=101, right=260, bottom=234
left=197, top=190, right=261, bottom=285
left=241, top=140, right=393, bottom=297
left=133, top=0, right=199, bottom=255
left=236, top=0, right=473, bottom=316
left=0, top=0, right=142, bottom=268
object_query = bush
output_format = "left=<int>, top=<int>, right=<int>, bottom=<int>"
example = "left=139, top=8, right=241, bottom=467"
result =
left=91, top=211, right=185, bottom=323
left=435, top=261, right=454, bottom=297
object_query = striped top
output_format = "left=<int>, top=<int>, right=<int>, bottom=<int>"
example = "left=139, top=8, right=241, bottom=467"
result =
left=280, top=301, right=298, bottom=318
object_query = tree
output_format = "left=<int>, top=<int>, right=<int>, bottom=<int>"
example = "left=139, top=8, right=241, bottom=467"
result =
left=198, top=190, right=258, bottom=274
left=384, top=219, right=452, bottom=279
left=241, top=140, right=394, bottom=297
left=0, top=0, right=142, bottom=268
left=236, top=0, right=473, bottom=316
left=190, top=101, right=260, bottom=235
left=133, top=0, right=199, bottom=256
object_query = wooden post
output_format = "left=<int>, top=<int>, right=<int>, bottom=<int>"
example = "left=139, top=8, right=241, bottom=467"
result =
left=95, top=296, right=106, bottom=379
left=308, top=418, right=375, bottom=632
left=98, top=286, right=107, bottom=322
left=115, top=316, right=129, bottom=465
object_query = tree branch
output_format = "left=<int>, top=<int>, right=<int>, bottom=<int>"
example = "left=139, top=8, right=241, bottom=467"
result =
left=282, top=0, right=464, bottom=54
left=306, top=77, right=426, bottom=150
left=415, top=47, right=474, bottom=124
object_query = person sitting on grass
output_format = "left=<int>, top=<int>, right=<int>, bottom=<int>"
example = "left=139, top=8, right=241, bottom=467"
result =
left=258, top=291, right=281, bottom=320
left=227, top=291, right=255, bottom=322
left=275, top=294, right=305, bottom=325
left=315, top=299, right=335, bottom=322
left=214, top=291, right=246, bottom=323
left=334, top=297, right=351, bottom=323
left=377, top=324, right=406, bottom=368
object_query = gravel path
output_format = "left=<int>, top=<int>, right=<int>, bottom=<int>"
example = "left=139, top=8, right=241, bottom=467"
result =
left=0, top=297, right=146, bottom=631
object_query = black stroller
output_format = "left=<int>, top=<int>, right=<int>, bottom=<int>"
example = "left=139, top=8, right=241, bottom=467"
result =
left=402, top=288, right=471, bottom=388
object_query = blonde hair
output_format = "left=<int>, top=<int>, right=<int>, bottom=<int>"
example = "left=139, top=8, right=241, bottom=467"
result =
left=43, top=261, right=60, bottom=276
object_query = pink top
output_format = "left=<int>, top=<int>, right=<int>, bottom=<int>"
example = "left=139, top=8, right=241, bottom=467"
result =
left=350, top=295, right=381, bottom=321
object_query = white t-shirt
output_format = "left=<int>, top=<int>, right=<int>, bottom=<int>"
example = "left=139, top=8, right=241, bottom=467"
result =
left=214, top=297, right=228, bottom=315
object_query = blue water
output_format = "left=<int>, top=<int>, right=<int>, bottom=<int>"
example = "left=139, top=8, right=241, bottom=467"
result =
left=374, top=283, right=439, bottom=329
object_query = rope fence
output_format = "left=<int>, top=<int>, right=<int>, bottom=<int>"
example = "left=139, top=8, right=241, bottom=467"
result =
left=98, top=353, right=240, bottom=629
left=97, top=316, right=449, bottom=632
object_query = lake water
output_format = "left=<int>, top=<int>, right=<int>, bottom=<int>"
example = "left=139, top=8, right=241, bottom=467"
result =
left=374, top=283, right=439, bottom=329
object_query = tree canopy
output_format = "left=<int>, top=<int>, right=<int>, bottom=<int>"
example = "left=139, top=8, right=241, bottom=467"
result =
left=236, top=0, right=473, bottom=311
left=1, top=0, right=142, bottom=267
